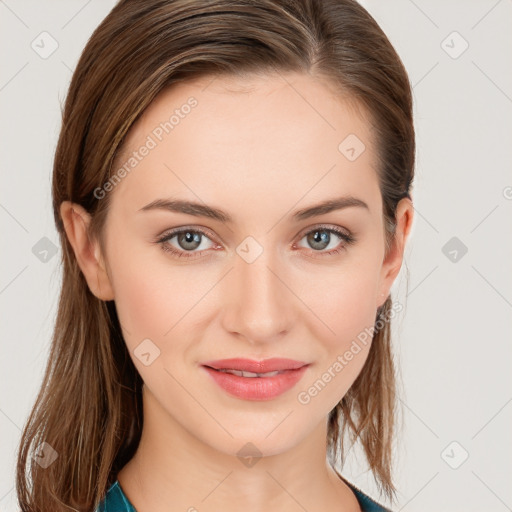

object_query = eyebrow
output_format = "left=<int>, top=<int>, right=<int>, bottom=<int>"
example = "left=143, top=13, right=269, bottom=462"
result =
left=138, top=195, right=369, bottom=222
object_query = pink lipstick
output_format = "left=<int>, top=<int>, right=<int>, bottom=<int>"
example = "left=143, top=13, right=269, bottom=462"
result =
left=201, top=358, right=309, bottom=401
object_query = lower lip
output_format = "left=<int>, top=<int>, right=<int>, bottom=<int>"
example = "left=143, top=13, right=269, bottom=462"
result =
left=201, top=365, right=309, bottom=401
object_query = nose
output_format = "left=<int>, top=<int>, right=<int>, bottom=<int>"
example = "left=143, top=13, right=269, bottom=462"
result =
left=220, top=245, right=296, bottom=344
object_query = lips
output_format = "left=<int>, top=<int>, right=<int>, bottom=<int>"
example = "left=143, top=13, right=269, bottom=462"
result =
left=215, top=368, right=281, bottom=378
left=201, top=357, right=308, bottom=373
left=200, top=358, right=310, bottom=400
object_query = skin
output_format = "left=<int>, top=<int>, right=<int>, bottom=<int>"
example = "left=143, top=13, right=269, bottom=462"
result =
left=61, top=71, right=413, bottom=512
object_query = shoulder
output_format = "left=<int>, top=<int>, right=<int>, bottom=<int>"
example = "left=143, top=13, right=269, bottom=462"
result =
left=95, top=480, right=137, bottom=512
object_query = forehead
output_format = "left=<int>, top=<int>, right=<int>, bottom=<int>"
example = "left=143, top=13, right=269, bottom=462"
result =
left=109, top=71, right=380, bottom=220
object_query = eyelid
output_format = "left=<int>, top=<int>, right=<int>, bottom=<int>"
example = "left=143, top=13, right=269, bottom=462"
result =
left=294, top=222, right=352, bottom=241
left=157, top=225, right=220, bottom=244
left=291, top=223, right=356, bottom=257
left=155, top=223, right=355, bottom=259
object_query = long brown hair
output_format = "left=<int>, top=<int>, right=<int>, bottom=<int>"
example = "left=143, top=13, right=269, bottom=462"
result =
left=16, top=1, right=414, bottom=510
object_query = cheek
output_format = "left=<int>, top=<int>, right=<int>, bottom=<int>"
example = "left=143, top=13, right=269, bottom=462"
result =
left=326, top=276, right=378, bottom=344
left=108, top=245, right=226, bottom=395
left=112, top=269, right=172, bottom=341
left=297, top=260, right=380, bottom=402
left=299, top=224, right=384, bottom=342
left=107, top=240, right=193, bottom=350
left=305, top=260, right=380, bottom=346
left=110, top=263, right=205, bottom=400
left=106, top=221, right=205, bottom=332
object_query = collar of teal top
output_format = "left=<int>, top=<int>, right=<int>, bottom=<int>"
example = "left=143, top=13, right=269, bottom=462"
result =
left=96, top=477, right=392, bottom=512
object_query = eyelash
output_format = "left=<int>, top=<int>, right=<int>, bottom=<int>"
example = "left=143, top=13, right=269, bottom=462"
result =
left=154, top=224, right=356, bottom=260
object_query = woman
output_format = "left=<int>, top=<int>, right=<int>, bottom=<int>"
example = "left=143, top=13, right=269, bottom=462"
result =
left=16, top=1, right=415, bottom=511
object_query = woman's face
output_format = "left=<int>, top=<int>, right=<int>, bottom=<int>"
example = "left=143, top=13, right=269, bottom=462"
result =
left=91, top=72, right=408, bottom=457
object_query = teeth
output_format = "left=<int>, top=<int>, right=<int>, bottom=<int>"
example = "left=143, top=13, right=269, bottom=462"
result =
left=217, top=369, right=281, bottom=378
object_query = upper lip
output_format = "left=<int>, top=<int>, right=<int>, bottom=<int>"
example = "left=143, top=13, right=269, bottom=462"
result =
left=202, top=358, right=308, bottom=373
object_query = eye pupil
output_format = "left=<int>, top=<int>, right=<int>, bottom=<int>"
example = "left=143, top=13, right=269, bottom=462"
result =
left=307, top=230, right=330, bottom=250
left=178, top=231, right=202, bottom=250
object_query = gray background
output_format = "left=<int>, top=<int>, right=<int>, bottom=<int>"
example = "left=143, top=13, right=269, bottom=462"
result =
left=1, top=1, right=511, bottom=510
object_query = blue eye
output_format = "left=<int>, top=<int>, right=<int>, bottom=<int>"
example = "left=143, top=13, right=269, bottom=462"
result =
left=155, top=225, right=356, bottom=260
left=295, top=226, right=356, bottom=258
left=156, top=228, right=217, bottom=259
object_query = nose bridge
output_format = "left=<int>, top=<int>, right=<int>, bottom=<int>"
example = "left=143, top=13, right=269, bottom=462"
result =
left=221, top=239, right=295, bottom=342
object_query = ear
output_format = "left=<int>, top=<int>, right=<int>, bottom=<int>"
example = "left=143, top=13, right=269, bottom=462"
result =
left=376, top=197, right=414, bottom=309
left=59, top=201, right=115, bottom=301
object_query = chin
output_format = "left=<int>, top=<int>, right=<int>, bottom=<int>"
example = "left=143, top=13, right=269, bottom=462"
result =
left=204, top=425, right=305, bottom=460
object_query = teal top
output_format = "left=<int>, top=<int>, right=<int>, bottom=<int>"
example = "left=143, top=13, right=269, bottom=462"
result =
left=95, top=477, right=392, bottom=511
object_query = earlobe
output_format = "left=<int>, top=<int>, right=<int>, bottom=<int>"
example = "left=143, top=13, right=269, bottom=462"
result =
left=59, top=201, right=115, bottom=301
left=377, top=197, right=414, bottom=308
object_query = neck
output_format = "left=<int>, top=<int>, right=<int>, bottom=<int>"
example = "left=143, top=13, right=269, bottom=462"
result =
left=117, top=385, right=361, bottom=512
